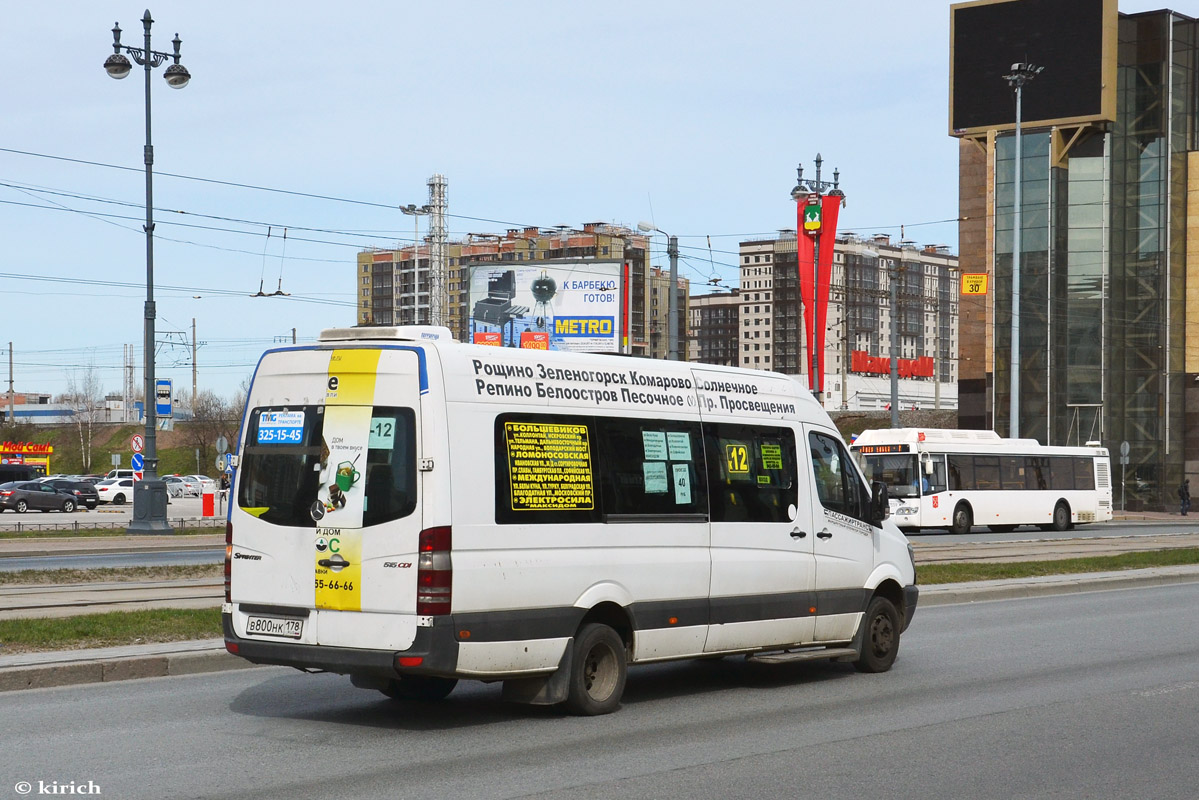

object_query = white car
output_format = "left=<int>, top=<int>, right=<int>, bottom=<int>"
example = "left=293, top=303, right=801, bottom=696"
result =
left=96, top=478, right=135, bottom=505
left=185, top=475, right=217, bottom=494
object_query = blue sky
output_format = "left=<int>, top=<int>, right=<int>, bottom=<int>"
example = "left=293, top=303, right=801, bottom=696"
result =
left=0, top=0, right=1172, bottom=401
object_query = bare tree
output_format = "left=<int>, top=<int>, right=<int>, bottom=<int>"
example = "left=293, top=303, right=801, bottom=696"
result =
left=61, top=366, right=104, bottom=471
left=184, top=389, right=240, bottom=474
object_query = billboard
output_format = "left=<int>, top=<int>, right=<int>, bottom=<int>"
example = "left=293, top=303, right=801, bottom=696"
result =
left=950, top=0, right=1116, bottom=136
left=465, top=260, right=623, bottom=353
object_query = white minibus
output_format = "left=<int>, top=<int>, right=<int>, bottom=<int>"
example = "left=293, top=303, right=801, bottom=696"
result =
left=223, top=326, right=918, bottom=714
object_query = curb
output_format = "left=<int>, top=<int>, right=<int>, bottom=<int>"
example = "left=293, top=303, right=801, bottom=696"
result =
left=0, top=641, right=261, bottom=693
left=918, top=564, right=1199, bottom=606
left=2, top=567, right=1198, bottom=693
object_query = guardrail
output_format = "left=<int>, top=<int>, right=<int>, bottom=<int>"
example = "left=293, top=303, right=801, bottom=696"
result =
left=0, top=518, right=224, bottom=534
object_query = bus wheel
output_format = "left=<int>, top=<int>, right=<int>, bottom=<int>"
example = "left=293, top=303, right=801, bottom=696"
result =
left=1051, top=502, right=1071, bottom=532
left=950, top=504, right=972, bottom=535
left=854, top=596, right=900, bottom=673
left=382, top=676, right=458, bottom=702
left=564, top=623, right=627, bottom=716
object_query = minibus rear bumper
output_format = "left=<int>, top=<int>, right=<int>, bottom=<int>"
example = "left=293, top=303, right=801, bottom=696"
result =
left=222, top=612, right=459, bottom=679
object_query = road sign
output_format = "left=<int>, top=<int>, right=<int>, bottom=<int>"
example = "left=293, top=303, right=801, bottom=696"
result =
left=155, top=379, right=173, bottom=418
left=131, top=434, right=144, bottom=453
left=215, top=436, right=228, bottom=454
left=111, top=453, right=121, bottom=467
left=1120, top=440, right=1130, bottom=457
left=961, top=274, right=989, bottom=295
left=131, top=453, right=144, bottom=471
left=215, top=453, right=227, bottom=472
left=133, top=470, right=143, bottom=482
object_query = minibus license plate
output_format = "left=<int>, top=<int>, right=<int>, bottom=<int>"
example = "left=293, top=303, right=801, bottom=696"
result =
left=246, top=615, right=303, bottom=639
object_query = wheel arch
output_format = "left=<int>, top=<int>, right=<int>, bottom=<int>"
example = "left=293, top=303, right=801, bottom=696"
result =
left=577, top=602, right=633, bottom=651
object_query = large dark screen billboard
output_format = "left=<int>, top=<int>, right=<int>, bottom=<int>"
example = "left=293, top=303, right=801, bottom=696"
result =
left=950, top=0, right=1115, bottom=135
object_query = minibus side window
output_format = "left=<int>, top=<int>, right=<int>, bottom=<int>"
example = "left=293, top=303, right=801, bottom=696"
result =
left=707, top=423, right=798, bottom=523
left=808, top=431, right=869, bottom=521
left=494, top=414, right=601, bottom=525
left=594, top=419, right=707, bottom=518
left=238, top=406, right=324, bottom=528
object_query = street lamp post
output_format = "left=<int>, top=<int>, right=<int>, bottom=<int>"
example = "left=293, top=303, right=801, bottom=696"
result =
left=105, top=11, right=191, bottom=534
left=636, top=223, right=680, bottom=360
left=1002, top=62, right=1042, bottom=439
left=401, top=204, right=432, bottom=325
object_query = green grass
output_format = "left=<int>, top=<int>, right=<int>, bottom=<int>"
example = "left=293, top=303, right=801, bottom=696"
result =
left=917, top=547, right=1199, bottom=584
left=0, top=608, right=221, bottom=654
left=2, top=549, right=1197, bottom=654
left=0, top=564, right=221, bottom=585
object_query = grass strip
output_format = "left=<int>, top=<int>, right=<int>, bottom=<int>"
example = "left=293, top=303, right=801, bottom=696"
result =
left=2, top=549, right=1197, bottom=655
left=0, top=564, right=221, bottom=585
left=0, top=608, right=221, bottom=654
left=918, top=547, right=1199, bottom=584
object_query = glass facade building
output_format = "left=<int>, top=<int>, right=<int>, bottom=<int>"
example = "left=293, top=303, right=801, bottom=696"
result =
left=956, top=7, right=1199, bottom=509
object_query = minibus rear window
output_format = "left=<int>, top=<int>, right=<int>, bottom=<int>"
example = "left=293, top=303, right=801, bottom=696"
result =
left=238, top=406, right=325, bottom=527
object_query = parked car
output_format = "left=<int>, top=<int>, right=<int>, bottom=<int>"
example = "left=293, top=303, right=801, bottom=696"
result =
left=104, top=469, right=136, bottom=481
left=96, top=478, right=135, bottom=505
left=0, top=481, right=80, bottom=513
left=40, top=478, right=99, bottom=510
left=186, top=475, right=217, bottom=494
left=163, top=475, right=193, bottom=498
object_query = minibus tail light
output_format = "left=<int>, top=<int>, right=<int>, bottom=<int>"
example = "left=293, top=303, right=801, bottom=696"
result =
left=417, top=526, right=452, bottom=615
left=224, top=520, right=233, bottom=603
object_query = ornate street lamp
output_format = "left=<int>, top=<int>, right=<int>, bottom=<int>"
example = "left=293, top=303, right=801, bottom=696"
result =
left=105, top=11, right=191, bottom=533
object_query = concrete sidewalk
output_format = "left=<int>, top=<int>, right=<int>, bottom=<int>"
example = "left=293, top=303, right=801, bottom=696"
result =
left=3, top=564, right=1198, bottom=694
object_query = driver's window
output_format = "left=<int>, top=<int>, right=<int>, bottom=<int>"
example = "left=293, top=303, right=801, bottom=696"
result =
left=809, top=431, right=869, bottom=523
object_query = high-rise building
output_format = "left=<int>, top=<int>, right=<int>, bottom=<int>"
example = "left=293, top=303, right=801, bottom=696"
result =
left=734, top=233, right=960, bottom=409
left=358, top=223, right=654, bottom=354
left=648, top=267, right=691, bottom=361
left=688, top=290, right=740, bottom=367
left=950, top=0, right=1199, bottom=506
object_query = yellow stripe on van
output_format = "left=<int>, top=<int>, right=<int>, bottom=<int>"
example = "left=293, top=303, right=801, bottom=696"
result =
left=326, top=349, right=381, bottom=406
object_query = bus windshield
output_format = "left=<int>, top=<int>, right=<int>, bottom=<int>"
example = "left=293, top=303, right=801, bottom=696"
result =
left=862, top=454, right=923, bottom=498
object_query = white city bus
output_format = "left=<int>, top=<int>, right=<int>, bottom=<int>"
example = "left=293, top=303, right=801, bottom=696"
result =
left=850, top=428, right=1112, bottom=534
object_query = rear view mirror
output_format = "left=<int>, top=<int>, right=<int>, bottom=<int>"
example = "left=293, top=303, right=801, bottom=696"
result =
left=870, top=480, right=890, bottom=526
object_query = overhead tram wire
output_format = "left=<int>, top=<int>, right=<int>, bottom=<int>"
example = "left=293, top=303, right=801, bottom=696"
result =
left=0, top=271, right=355, bottom=308
left=4, top=145, right=970, bottom=245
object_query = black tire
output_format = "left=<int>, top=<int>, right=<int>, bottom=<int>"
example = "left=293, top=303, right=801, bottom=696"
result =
left=15, top=499, right=27, bottom=513
left=855, top=596, right=901, bottom=673
left=950, top=503, right=972, bottom=535
left=988, top=524, right=1016, bottom=533
left=1051, top=501, right=1070, bottom=532
left=564, top=623, right=627, bottom=716
left=112, top=494, right=126, bottom=506
left=62, top=499, right=75, bottom=513
left=381, top=676, right=458, bottom=702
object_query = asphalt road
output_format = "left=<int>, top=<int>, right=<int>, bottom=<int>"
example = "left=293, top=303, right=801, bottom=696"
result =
left=2, top=583, right=1196, bottom=800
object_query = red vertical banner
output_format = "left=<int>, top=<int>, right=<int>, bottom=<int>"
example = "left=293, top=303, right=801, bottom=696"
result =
left=622, top=261, right=631, bottom=353
left=813, top=194, right=842, bottom=394
left=796, top=201, right=817, bottom=390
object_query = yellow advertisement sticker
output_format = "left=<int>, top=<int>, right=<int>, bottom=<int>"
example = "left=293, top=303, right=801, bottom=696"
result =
left=314, top=529, right=362, bottom=611
left=326, top=349, right=381, bottom=406
left=505, top=422, right=594, bottom=511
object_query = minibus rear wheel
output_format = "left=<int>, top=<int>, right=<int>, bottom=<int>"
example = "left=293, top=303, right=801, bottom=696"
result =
left=382, top=676, right=458, bottom=702
left=564, top=623, right=627, bottom=716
